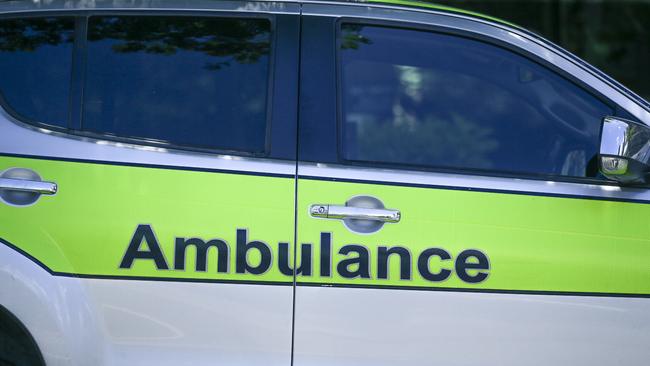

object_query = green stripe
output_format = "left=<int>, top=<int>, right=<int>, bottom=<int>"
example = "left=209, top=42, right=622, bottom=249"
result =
left=2, top=155, right=649, bottom=296
left=0, top=156, right=294, bottom=283
left=364, top=0, right=520, bottom=28
left=296, top=179, right=650, bottom=295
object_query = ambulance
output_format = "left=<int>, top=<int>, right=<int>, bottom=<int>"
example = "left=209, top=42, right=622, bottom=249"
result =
left=0, top=0, right=648, bottom=365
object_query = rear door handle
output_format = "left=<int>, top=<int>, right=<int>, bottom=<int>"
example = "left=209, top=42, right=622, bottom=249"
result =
left=0, top=177, right=57, bottom=195
left=310, top=204, right=401, bottom=223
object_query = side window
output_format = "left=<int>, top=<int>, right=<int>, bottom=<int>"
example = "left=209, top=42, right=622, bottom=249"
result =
left=83, top=15, right=272, bottom=153
left=0, top=17, right=75, bottom=128
left=339, top=24, right=614, bottom=179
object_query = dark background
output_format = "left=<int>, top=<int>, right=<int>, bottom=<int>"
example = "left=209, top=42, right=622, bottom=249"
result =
left=437, top=0, right=650, bottom=102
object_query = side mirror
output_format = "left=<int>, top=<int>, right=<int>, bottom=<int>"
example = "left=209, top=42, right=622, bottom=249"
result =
left=599, top=116, right=650, bottom=185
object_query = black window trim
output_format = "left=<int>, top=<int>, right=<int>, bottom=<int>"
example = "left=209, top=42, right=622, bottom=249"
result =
left=0, top=10, right=279, bottom=159
left=334, top=17, right=623, bottom=186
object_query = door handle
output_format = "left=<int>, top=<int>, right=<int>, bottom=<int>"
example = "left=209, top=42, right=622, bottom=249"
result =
left=310, top=204, right=401, bottom=223
left=0, top=177, right=57, bottom=195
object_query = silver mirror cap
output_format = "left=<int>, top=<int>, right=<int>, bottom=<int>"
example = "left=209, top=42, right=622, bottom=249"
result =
left=599, top=116, right=650, bottom=184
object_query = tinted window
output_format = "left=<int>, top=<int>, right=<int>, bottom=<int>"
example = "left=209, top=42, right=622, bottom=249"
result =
left=83, top=16, right=271, bottom=153
left=340, top=25, right=614, bottom=178
left=0, top=17, right=74, bottom=127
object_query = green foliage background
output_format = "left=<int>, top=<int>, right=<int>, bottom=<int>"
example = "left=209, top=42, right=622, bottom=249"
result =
left=436, top=0, right=650, bottom=101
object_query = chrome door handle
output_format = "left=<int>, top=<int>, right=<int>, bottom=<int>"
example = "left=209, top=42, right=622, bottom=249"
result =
left=310, top=204, right=401, bottom=223
left=0, top=177, right=57, bottom=195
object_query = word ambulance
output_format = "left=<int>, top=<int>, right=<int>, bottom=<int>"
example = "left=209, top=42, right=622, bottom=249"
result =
left=120, top=224, right=490, bottom=284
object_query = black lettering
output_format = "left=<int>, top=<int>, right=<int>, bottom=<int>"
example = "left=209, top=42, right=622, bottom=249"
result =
left=456, top=249, right=490, bottom=283
left=417, top=248, right=451, bottom=282
left=120, top=224, right=169, bottom=270
left=378, top=246, right=411, bottom=280
left=337, top=245, right=370, bottom=279
left=320, top=232, right=332, bottom=277
left=236, top=229, right=272, bottom=275
left=174, top=237, right=229, bottom=273
left=278, top=243, right=312, bottom=276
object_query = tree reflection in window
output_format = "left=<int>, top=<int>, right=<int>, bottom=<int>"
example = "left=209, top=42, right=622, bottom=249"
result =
left=87, top=16, right=270, bottom=70
left=340, top=25, right=612, bottom=178
left=0, top=17, right=74, bottom=127
left=83, top=16, right=272, bottom=153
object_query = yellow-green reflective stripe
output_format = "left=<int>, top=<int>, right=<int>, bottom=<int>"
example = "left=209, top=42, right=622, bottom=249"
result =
left=0, top=156, right=295, bottom=283
left=295, top=179, right=650, bottom=295
left=1, top=155, right=649, bottom=296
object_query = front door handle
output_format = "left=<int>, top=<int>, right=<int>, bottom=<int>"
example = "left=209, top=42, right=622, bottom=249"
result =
left=0, top=177, right=58, bottom=195
left=310, top=204, right=401, bottom=223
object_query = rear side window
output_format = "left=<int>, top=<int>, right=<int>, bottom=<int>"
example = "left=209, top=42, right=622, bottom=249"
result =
left=83, top=16, right=272, bottom=153
left=0, top=17, right=74, bottom=128
left=339, top=24, right=614, bottom=179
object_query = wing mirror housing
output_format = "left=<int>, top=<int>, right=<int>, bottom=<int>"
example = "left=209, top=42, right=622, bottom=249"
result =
left=599, top=116, right=650, bottom=185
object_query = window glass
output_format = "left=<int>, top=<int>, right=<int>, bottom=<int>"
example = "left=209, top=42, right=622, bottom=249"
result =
left=340, top=24, right=614, bottom=178
left=0, top=17, right=75, bottom=127
left=83, top=16, right=271, bottom=153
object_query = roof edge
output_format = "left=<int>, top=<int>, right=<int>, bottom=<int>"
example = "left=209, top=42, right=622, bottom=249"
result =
left=362, top=0, right=519, bottom=28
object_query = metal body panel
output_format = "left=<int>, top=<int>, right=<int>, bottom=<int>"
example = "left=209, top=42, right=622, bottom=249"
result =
left=0, top=1, right=299, bottom=364
left=294, top=286, right=650, bottom=366
left=0, top=244, right=293, bottom=366
left=0, top=109, right=297, bottom=365
left=294, top=3, right=650, bottom=366
left=293, top=166, right=650, bottom=364
left=81, top=280, right=293, bottom=366
left=0, top=243, right=104, bottom=366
